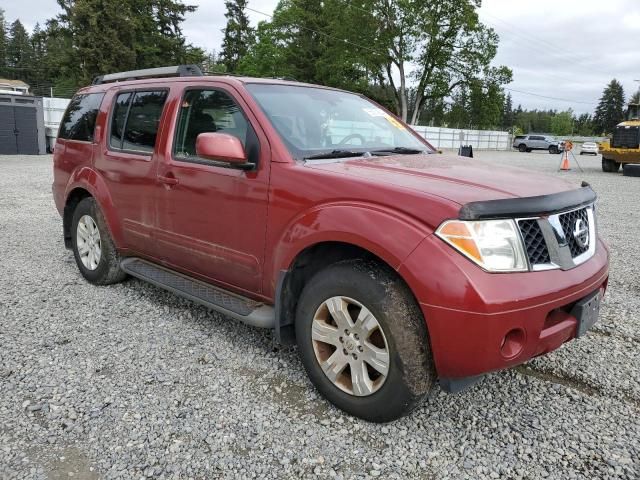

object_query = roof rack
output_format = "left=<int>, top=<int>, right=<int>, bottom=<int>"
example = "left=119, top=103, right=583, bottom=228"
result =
left=92, top=65, right=203, bottom=85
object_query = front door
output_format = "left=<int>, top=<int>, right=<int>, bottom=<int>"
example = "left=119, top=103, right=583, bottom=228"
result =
left=154, top=85, right=270, bottom=295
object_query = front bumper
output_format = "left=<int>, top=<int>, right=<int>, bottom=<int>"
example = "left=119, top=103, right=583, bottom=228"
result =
left=398, top=234, right=609, bottom=379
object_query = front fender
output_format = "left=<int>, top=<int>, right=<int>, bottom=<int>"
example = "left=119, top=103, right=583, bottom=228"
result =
left=65, top=167, right=124, bottom=248
left=267, top=202, right=433, bottom=297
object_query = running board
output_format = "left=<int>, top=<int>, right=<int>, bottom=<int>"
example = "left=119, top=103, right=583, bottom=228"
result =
left=120, top=258, right=275, bottom=329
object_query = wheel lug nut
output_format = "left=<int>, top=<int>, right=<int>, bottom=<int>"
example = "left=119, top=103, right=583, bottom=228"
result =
left=343, top=349, right=348, bottom=355
left=339, top=336, right=343, bottom=343
left=352, top=354, right=358, bottom=360
left=344, top=329, right=349, bottom=335
left=354, top=334, right=359, bottom=340
left=358, top=345, right=363, bottom=352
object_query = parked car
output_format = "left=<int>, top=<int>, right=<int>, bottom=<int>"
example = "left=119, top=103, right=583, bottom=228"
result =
left=513, top=134, right=563, bottom=154
left=53, top=66, right=610, bottom=422
left=580, top=142, right=599, bottom=155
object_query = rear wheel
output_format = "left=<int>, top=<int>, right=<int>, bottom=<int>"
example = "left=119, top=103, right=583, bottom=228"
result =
left=295, top=259, right=435, bottom=422
left=623, top=164, right=640, bottom=177
left=71, top=197, right=127, bottom=285
left=602, top=158, right=620, bottom=173
left=518, top=144, right=527, bottom=152
left=526, top=148, right=532, bottom=153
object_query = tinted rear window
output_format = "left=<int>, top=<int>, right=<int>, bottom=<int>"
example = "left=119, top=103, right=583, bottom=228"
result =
left=514, top=136, right=526, bottom=140
left=58, top=93, right=104, bottom=142
left=110, top=90, right=168, bottom=153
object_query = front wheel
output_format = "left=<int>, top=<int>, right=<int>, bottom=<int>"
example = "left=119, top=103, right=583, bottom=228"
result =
left=71, top=197, right=127, bottom=285
left=295, top=259, right=435, bottom=422
left=602, top=158, right=620, bottom=173
left=549, top=145, right=559, bottom=154
left=518, top=144, right=527, bottom=152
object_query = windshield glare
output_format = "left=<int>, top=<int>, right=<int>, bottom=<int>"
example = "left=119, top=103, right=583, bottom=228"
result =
left=245, top=84, right=430, bottom=160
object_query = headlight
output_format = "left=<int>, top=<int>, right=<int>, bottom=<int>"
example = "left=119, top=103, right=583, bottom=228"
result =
left=436, top=219, right=528, bottom=272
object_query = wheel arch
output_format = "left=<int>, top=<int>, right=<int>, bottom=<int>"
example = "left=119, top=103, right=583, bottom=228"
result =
left=63, top=187, right=93, bottom=248
left=274, top=240, right=424, bottom=345
left=64, top=168, right=124, bottom=249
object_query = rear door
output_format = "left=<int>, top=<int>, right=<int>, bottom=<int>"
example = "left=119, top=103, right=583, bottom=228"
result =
left=94, top=88, right=169, bottom=256
left=529, top=135, right=545, bottom=148
left=153, top=83, right=271, bottom=294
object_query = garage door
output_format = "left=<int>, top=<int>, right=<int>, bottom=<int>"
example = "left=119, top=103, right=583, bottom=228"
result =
left=0, top=105, right=40, bottom=154
left=14, top=107, right=39, bottom=155
left=0, top=105, right=18, bottom=154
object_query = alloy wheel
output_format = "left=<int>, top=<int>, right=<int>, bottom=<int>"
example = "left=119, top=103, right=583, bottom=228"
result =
left=76, top=214, right=102, bottom=271
left=311, top=296, right=390, bottom=396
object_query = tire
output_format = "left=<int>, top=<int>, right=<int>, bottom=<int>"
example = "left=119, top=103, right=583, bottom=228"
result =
left=602, top=158, right=620, bottom=173
left=549, top=146, right=558, bottom=154
left=579, top=152, right=584, bottom=155
left=518, top=144, right=527, bottom=152
left=71, top=197, right=127, bottom=285
left=623, top=164, right=640, bottom=177
left=295, top=259, right=435, bottom=422
left=526, top=148, right=532, bottom=153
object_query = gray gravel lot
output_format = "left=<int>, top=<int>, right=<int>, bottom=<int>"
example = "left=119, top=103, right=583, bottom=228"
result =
left=0, top=151, right=638, bottom=479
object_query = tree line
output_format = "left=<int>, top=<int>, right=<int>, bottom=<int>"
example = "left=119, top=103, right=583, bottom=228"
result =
left=0, top=0, right=637, bottom=134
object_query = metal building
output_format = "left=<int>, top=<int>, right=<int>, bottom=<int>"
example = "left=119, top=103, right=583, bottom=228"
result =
left=0, top=94, right=47, bottom=155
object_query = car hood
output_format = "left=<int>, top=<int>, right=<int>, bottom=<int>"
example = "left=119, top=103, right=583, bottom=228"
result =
left=304, top=153, right=578, bottom=207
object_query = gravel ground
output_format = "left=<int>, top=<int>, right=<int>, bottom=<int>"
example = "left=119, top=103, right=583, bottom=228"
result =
left=0, top=151, right=638, bottom=480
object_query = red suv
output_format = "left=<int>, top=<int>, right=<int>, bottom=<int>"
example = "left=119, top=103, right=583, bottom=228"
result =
left=53, top=65, right=609, bottom=422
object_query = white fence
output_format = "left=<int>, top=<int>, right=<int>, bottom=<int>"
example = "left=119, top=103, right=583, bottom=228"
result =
left=411, top=125, right=511, bottom=151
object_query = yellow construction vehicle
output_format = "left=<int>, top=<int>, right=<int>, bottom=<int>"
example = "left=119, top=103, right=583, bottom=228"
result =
left=599, top=103, right=640, bottom=172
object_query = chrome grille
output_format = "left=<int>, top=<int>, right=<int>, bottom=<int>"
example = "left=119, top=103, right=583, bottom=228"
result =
left=516, top=205, right=595, bottom=270
left=518, top=219, right=551, bottom=265
left=558, top=208, right=590, bottom=257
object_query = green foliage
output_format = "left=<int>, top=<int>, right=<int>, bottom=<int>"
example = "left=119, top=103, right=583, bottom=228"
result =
left=7, top=20, right=33, bottom=69
left=220, top=0, right=254, bottom=73
left=549, top=110, right=573, bottom=136
left=0, top=9, right=7, bottom=69
left=594, top=79, right=625, bottom=134
left=0, top=1, right=204, bottom=94
left=238, top=0, right=510, bottom=122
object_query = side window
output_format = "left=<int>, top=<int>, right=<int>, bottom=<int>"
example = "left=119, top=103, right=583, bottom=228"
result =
left=109, top=90, right=168, bottom=153
left=58, top=93, right=104, bottom=142
left=110, top=92, right=132, bottom=149
left=173, top=89, right=250, bottom=159
left=530, top=135, right=544, bottom=141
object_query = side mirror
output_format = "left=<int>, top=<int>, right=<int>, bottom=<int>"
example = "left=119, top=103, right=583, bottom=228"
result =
left=195, top=132, right=247, bottom=165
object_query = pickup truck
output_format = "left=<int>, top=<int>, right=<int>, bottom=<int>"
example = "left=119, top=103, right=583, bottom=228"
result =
left=53, top=65, right=609, bottom=422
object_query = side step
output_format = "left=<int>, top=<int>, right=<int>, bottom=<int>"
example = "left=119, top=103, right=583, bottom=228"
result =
left=120, top=258, right=275, bottom=329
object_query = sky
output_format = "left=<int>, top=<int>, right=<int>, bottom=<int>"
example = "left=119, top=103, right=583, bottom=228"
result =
left=3, top=0, right=640, bottom=115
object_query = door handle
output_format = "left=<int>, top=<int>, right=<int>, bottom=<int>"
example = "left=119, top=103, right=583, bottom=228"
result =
left=158, top=174, right=179, bottom=186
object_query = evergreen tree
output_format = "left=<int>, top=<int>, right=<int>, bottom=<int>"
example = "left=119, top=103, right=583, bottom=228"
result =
left=53, top=0, right=204, bottom=86
left=593, top=79, right=625, bottom=134
left=7, top=19, right=33, bottom=69
left=0, top=9, right=7, bottom=73
left=631, top=90, right=640, bottom=104
left=502, top=93, right=514, bottom=130
left=220, top=0, right=254, bottom=73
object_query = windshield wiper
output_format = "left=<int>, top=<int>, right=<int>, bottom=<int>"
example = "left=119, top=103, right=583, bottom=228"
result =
left=303, top=150, right=367, bottom=160
left=370, top=147, right=425, bottom=155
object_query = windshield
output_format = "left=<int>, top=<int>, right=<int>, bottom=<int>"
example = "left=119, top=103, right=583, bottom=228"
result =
left=245, top=83, right=431, bottom=160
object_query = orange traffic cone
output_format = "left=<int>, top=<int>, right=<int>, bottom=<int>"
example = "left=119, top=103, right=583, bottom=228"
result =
left=560, top=152, right=571, bottom=171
